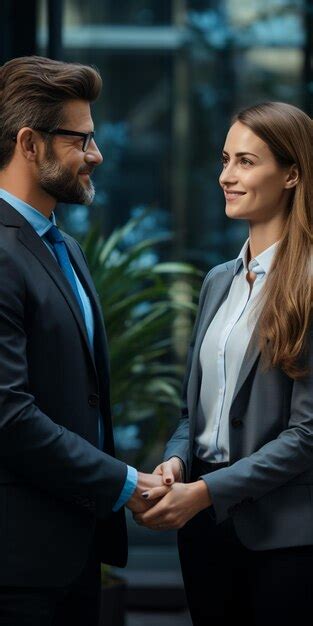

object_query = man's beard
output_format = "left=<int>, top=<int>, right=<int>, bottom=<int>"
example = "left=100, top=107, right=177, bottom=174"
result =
left=38, top=145, right=95, bottom=205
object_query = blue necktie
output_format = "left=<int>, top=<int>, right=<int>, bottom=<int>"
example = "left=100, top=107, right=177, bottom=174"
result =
left=45, top=225, right=86, bottom=323
left=45, top=224, right=104, bottom=449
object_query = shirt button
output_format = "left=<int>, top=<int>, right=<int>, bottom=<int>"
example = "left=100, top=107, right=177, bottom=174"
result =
left=219, top=388, right=223, bottom=394
left=231, top=418, right=243, bottom=428
left=218, top=350, right=223, bottom=357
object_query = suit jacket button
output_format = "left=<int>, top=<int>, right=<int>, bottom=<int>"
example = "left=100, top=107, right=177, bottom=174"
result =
left=231, top=418, right=243, bottom=428
left=88, top=394, right=99, bottom=407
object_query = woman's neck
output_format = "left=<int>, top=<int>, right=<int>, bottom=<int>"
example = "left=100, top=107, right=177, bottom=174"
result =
left=248, top=218, right=285, bottom=261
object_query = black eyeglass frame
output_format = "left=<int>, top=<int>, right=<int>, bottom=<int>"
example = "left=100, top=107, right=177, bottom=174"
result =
left=33, top=127, right=95, bottom=152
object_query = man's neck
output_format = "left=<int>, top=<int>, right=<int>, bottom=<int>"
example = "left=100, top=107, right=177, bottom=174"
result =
left=0, top=181, right=56, bottom=218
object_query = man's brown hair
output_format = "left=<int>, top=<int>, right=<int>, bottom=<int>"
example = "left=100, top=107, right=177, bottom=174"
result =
left=0, top=55, right=102, bottom=169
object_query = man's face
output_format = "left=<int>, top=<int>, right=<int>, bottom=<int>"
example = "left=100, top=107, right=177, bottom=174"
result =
left=38, top=100, right=103, bottom=205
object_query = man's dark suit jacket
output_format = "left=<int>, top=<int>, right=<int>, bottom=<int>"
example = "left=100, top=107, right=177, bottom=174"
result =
left=0, top=199, right=127, bottom=587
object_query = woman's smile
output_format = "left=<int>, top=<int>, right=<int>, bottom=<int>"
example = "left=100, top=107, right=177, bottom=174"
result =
left=223, top=189, right=246, bottom=202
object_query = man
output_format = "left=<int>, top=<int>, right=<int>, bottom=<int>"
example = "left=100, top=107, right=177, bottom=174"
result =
left=0, top=55, right=167, bottom=625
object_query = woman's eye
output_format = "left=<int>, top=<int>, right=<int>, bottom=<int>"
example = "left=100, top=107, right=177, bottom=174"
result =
left=241, top=158, right=253, bottom=166
left=221, top=156, right=228, bottom=167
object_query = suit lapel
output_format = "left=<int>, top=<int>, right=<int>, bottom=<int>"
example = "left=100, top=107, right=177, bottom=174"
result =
left=187, top=266, right=234, bottom=412
left=193, top=266, right=234, bottom=362
left=64, top=234, right=110, bottom=378
left=231, top=323, right=261, bottom=405
left=188, top=262, right=262, bottom=416
left=17, top=222, right=97, bottom=375
left=64, top=236, right=102, bottom=323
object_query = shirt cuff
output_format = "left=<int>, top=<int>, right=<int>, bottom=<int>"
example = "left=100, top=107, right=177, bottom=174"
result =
left=112, top=465, right=138, bottom=512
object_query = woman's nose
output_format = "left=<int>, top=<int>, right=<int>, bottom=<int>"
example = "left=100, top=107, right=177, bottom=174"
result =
left=219, top=162, right=237, bottom=186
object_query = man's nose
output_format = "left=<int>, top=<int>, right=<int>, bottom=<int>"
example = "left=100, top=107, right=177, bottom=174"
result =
left=85, top=140, right=103, bottom=165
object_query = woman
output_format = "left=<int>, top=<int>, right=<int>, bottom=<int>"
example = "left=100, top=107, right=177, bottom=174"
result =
left=136, top=102, right=313, bottom=625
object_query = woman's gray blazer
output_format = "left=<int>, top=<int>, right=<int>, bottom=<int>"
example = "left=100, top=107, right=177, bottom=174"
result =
left=164, top=261, right=313, bottom=550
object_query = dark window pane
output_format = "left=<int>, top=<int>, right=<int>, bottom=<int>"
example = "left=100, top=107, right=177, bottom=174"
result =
left=64, top=0, right=172, bottom=26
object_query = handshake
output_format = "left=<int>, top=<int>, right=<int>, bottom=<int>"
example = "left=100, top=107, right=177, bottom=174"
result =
left=126, top=457, right=212, bottom=531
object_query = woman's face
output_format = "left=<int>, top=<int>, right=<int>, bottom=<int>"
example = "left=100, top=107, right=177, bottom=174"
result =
left=219, top=120, right=295, bottom=224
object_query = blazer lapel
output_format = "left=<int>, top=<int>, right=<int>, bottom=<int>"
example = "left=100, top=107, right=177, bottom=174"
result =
left=188, top=262, right=263, bottom=419
left=193, top=266, right=235, bottom=362
left=231, top=323, right=261, bottom=405
left=187, top=265, right=234, bottom=413
left=64, top=236, right=103, bottom=322
left=17, top=223, right=97, bottom=375
left=64, top=235, right=110, bottom=378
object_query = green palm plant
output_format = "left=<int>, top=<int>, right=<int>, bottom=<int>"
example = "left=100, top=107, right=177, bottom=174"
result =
left=82, top=213, right=202, bottom=466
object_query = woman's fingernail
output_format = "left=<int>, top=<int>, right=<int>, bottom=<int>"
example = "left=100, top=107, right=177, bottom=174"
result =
left=142, top=492, right=149, bottom=499
left=165, top=478, right=172, bottom=484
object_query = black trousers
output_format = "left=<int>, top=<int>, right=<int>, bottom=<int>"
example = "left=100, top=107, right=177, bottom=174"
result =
left=178, top=456, right=313, bottom=626
left=0, top=531, right=101, bottom=626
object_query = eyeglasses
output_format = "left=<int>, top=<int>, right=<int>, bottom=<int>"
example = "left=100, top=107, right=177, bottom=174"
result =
left=34, top=127, right=96, bottom=152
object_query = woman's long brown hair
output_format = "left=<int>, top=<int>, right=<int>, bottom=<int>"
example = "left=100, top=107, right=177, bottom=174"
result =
left=234, top=102, right=312, bottom=379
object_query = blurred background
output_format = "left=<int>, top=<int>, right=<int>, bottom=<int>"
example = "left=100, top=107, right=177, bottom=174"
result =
left=0, top=1, right=312, bottom=624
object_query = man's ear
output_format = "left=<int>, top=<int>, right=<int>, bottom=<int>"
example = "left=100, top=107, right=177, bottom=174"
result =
left=16, top=128, right=40, bottom=161
left=284, top=164, right=299, bottom=189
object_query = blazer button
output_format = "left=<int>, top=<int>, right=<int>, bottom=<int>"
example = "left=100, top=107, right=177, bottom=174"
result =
left=231, top=418, right=243, bottom=428
left=88, top=394, right=99, bottom=407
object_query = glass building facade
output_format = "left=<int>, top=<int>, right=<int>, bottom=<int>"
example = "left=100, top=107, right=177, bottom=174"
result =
left=33, top=0, right=312, bottom=269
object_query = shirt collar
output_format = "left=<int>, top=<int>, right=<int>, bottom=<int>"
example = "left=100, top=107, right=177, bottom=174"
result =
left=233, top=237, right=279, bottom=277
left=0, top=188, right=56, bottom=235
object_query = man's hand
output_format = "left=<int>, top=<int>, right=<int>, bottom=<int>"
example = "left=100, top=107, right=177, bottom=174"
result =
left=134, top=480, right=212, bottom=529
left=126, top=472, right=170, bottom=514
left=153, top=457, right=184, bottom=486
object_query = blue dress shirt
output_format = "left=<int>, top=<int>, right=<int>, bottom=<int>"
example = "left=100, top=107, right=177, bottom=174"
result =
left=0, top=188, right=137, bottom=510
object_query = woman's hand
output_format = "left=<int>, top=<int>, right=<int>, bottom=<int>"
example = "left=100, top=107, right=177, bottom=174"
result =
left=135, top=480, right=212, bottom=530
left=153, top=457, right=184, bottom=486
left=126, top=472, right=170, bottom=514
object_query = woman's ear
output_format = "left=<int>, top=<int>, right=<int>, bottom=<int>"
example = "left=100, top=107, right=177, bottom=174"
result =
left=284, top=164, right=299, bottom=189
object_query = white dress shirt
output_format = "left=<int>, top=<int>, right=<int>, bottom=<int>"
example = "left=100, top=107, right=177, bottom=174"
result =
left=194, top=238, right=278, bottom=463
